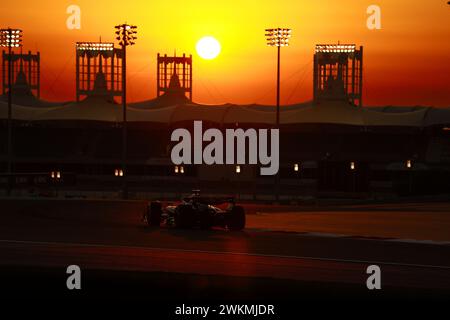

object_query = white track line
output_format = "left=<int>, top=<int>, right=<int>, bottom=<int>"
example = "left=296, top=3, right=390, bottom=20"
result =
left=251, top=229, right=450, bottom=245
left=251, top=228, right=450, bottom=246
left=0, top=239, right=449, bottom=270
left=387, top=238, right=450, bottom=245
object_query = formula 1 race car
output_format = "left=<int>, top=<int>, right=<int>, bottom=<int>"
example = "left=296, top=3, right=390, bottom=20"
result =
left=144, top=191, right=245, bottom=231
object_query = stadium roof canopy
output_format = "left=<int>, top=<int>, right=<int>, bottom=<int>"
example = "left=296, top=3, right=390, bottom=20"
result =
left=0, top=71, right=70, bottom=108
left=1, top=96, right=450, bottom=127
left=2, top=60, right=449, bottom=127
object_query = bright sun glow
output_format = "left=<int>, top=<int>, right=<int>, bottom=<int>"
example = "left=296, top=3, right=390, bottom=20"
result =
left=196, top=36, right=221, bottom=60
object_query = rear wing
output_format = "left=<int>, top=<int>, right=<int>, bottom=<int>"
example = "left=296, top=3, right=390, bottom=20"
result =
left=184, top=195, right=235, bottom=205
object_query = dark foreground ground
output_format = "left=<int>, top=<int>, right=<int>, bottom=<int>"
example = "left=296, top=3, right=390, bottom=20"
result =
left=3, top=265, right=449, bottom=300
left=2, top=266, right=448, bottom=317
left=0, top=198, right=449, bottom=315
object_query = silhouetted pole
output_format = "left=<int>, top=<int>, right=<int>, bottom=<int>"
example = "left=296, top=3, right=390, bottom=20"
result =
left=265, top=28, right=291, bottom=202
left=274, top=45, right=281, bottom=201
left=7, top=40, right=12, bottom=195
left=266, top=28, right=291, bottom=126
left=276, top=45, right=280, bottom=126
left=122, top=43, right=127, bottom=199
left=115, top=23, right=137, bottom=200
left=1, top=28, right=22, bottom=196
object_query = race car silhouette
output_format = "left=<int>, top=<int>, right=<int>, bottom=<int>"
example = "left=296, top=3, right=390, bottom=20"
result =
left=144, top=190, right=245, bottom=231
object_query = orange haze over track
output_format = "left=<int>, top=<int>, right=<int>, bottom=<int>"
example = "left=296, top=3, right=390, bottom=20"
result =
left=1, top=0, right=449, bottom=106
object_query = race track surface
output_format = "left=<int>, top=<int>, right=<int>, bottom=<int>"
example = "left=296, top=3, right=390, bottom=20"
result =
left=1, top=199, right=449, bottom=300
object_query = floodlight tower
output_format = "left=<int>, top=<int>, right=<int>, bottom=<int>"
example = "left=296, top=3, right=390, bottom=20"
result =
left=2, top=50, right=40, bottom=98
left=265, top=28, right=291, bottom=127
left=0, top=28, right=22, bottom=195
left=115, top=23, right=137, bottom=199
left=313, top=44, right=363, bottom=107
left=75, top=41, right=123, bottom=101
left=157, top=53, right=193, bottom=101
left=265, top=28, right=291, bottom=202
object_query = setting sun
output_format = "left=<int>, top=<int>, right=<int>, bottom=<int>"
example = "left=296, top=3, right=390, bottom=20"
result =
left=196, top=36, right=221, bottom=60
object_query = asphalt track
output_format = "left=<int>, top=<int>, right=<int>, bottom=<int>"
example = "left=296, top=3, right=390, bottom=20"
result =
left=0, top=199, right=449, bottom=302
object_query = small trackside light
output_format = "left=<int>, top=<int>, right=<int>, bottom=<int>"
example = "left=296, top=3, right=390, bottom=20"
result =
left=50, top=171, right=61, bottom=179
left=406, top=160, right=412, bottom=169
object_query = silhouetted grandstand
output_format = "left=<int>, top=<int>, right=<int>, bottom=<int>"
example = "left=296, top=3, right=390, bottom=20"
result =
left=1, top=46, right=450, bottom=198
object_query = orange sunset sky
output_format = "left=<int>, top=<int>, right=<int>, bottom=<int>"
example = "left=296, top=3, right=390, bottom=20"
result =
left=1, top=0, right=449, bottom=107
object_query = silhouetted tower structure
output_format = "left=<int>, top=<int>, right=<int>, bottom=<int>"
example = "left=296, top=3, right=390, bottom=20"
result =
left=75, top=42, right=123, bottom=102
left=313, top=44, right=363, bottom=107
left=2, top=49, right=40, bottom=98
left=157, top=53, right=192, bottom=101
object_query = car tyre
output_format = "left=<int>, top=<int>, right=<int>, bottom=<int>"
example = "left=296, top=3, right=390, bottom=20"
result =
left=176, top=205, right=195, bottom=229
left=227, top=205, right=245, bottom=231
left=147, top=201, right=162, bottom=227
left=200, top=210, right=214, bottom=230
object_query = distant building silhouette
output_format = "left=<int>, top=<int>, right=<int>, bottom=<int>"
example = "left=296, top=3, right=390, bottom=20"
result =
left=2, top=42, right=450, bottom=198
left=313, top=44, right=363, bottom=107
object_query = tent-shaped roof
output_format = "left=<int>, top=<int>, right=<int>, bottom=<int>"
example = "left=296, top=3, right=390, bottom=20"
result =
left=0, top=70, right=69, bottom=107
left=1, top=86, right=450, bottom=127
left=33, top=95, right=121, bottom=121
left=130, top=71, right=192, bottom=109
